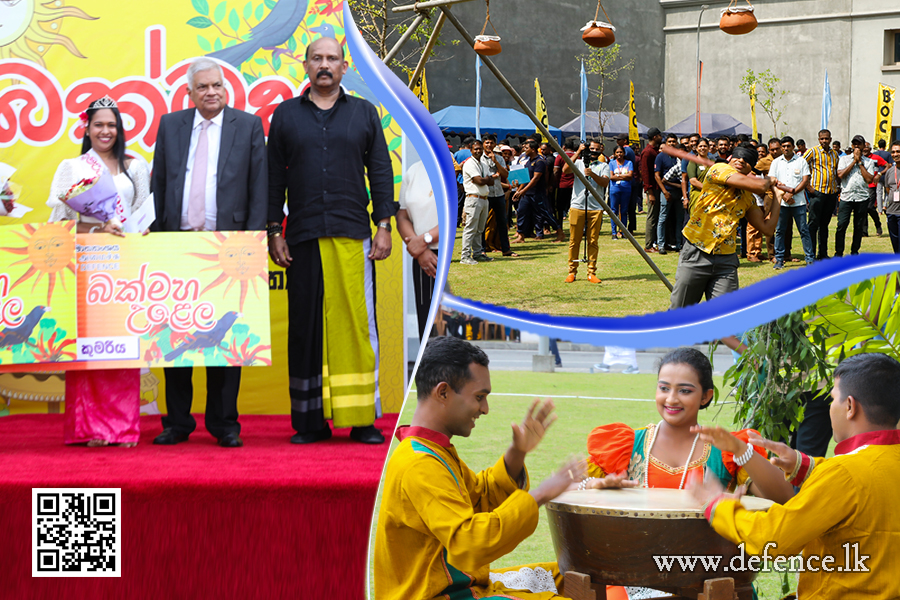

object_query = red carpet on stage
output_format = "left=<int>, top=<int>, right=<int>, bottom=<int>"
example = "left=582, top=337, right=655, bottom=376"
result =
left=0, top=413, right=398, bottom=600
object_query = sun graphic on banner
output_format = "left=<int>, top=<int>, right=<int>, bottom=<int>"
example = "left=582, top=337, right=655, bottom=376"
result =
left=0, top=0, right=96, bottom=67
left=0, top=221, right=76, bottom=306
left=189, top=231, right=268, bottom=312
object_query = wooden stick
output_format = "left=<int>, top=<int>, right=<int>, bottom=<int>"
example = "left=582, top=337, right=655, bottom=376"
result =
left=394, top=0, right=476, bottom=13
left=408, top=11, right=446, bottom=91
left=659, top=143, right=713, bottom=167
left=659, top=144, right=794, bottom=193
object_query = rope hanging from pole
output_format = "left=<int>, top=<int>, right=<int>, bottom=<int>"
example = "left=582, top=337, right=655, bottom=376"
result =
left=474, top=0, right=501, bottom=55
left=582, top=0, right=616, bottom=48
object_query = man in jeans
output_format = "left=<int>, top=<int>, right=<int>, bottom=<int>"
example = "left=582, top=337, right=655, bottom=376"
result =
left=459, top=140, right=496, bottom=265
left=835, top=135, right=875, bottom=257
left=639, top=127, right=662, bottom=251
left=769, top=136, right=814, bottom=269
left=803, top=129, right=840, bottom=259
left=655, top=133, right=683, bottom=255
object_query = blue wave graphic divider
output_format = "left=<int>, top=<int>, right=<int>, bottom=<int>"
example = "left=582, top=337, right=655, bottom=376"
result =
left=443, top=254, right=900, bottom=348
left=344, top=4, right=456, bottom=365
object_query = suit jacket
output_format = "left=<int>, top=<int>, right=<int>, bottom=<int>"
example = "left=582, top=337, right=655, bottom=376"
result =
left=152, top=105, right=267, bottom=231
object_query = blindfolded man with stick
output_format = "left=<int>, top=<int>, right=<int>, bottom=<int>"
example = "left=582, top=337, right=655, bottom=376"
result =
left=665, top=143, right=784, bottom=309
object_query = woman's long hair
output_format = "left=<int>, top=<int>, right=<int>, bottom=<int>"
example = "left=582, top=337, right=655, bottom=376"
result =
left=80, top=101, right=132, bottom=183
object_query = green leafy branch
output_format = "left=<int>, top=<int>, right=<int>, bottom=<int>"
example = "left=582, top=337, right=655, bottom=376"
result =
left=717, top=273, right=900, bottom=442
left=739, top=68, right=789, bottom=138
left=577, top=44, right=634, bottom=136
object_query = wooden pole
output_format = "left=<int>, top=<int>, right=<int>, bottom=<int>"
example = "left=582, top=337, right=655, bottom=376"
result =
left=393, top=0, right=476, bottom=14
left=408, top=11, right=446, bottom=90
left=438, top=6, right=672, bottom=291
left=383, top=12, right=427, bottom=64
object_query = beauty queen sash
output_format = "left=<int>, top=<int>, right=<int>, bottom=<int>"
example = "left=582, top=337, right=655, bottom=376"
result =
left=79, top=149, right=127, bottom=224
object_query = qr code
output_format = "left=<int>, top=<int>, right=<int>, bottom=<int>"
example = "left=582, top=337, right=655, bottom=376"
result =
left=32, top=488, right=121, bottom=577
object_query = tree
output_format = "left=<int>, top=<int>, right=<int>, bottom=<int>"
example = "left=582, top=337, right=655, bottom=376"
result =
left=716, top=272, right=900, bottom=442
left=578, top=44, right=634, bottom=137
left=739, top=69, right=789, bottom=138
left=347, top=0, right=454, bottom=79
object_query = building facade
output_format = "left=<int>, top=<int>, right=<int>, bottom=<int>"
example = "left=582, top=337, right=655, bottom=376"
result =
left=662, top=0, right=900, bottom=143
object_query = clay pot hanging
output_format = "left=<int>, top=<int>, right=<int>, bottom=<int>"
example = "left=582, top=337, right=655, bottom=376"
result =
left=719, top=0, right=757, bottom=35
left=581, top=21, right=616, bottom=48
left=474, top=35, right=502, bottom=56
left=474, top=0, right=502, bottom=56
left=582, top=0, right=616, bottom=48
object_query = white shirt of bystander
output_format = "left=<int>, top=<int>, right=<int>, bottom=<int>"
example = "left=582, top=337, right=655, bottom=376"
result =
left=462, top=156, right=490, bottom=197
left=770, top=153, right=810, bottom=207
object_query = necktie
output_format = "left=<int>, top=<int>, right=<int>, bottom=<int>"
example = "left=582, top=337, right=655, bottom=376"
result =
left=188, top=119, right=210, bottom=231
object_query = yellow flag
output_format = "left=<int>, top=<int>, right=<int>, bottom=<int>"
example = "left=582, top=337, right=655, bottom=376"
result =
left=875, top=83, right=896, bottom=149
left=535, top=78, right=548, bottom=140
left=409, top=69, right=429, bottom=110
left=750, top=83, right=758, bottom=140
left=628, top=81, right=639, bottom=145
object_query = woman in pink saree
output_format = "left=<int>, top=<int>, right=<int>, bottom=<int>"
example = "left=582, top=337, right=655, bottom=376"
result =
left=47, top=96, right=150, bottom=447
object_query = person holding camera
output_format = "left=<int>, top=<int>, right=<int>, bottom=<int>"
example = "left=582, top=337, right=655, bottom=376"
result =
left=562, top=139, right=610, bottom=283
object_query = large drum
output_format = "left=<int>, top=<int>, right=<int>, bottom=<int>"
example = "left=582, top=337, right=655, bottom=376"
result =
left=546, top=488, right=773, bottom=589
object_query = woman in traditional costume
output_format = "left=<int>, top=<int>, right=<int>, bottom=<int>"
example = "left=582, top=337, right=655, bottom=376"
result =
left=581, top=347, right=794, bottom=600
left=48, top=96, right=150, bottom=447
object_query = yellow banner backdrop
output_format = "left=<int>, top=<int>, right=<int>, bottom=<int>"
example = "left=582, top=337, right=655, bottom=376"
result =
left=0, top=0, right=404, bottom=416
left=875, top=83, right=896, bottom=150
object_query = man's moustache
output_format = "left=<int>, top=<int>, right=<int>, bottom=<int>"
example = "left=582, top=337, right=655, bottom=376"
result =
left=317, top=70, right=334, bottom=78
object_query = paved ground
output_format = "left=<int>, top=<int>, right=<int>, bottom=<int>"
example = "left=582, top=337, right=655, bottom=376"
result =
left=471, top=340, right=736, bottom=374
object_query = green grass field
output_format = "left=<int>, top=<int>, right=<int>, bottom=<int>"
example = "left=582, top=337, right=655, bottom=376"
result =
left=447, top=210, right=894, bottom=317
left=368, top=370, right=814, bottom=599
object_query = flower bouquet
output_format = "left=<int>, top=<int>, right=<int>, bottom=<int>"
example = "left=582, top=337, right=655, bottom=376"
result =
left=58, top=171, right=120, bottom=226
left=0, top=163, right=32, bottom=218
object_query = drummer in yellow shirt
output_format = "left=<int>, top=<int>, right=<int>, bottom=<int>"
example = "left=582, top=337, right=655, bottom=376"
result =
left=373, top=336, right=583, bottom=600
left=691, top=353, right=900, bottom=599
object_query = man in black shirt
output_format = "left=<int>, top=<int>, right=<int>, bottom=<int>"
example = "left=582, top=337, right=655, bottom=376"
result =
left=267, top=37, right=397, bottom=445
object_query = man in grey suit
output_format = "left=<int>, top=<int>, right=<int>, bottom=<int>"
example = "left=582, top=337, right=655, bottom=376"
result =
left=151, top=57, right=267, bottom=448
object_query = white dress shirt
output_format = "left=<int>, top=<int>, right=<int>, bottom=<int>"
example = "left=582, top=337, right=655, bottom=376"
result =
left=398, top=161, right=438, bottom=250
left=180, top=109, right=223, bottom=231
left=770, top=153, right=810, bottom=206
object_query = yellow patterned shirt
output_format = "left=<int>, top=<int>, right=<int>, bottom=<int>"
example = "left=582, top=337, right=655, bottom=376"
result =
left=682, top=163, right=757, bottom=255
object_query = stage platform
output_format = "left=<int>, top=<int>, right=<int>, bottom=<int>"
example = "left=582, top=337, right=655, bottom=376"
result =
left=0, top=413, right=398, bottom=599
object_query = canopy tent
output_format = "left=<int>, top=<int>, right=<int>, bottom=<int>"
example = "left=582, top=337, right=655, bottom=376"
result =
left=667, top=113, right=752, bottom=137
left=559, top=111, right=649, bottom=138
left=430, top=105, right=563, bottom=143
